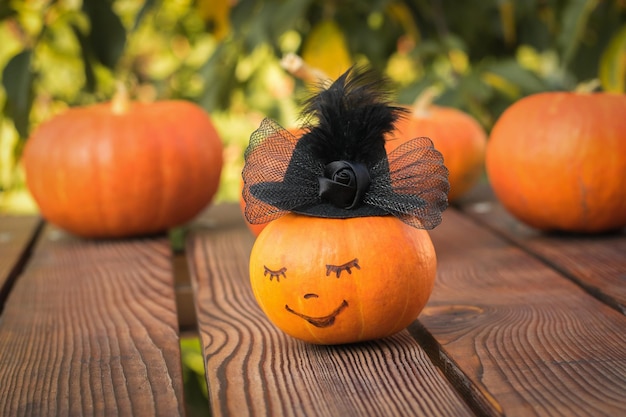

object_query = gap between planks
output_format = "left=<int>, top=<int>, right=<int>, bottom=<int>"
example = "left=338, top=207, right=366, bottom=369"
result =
left=0, top=217, right=44, bottom=314
left=459, top=204, right=626, bottom=317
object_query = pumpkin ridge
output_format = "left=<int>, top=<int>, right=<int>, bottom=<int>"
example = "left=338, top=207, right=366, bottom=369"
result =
left=91, top=110, right=111, bottom=236
left=151, top=105, right=171, bottom=231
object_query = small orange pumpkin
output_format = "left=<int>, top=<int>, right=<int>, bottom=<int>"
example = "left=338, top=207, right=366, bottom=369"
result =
left=23, top=88, right=223, bottom=238
left=486, top=91, right=626, bottom=233
left=388, top=88, right=487, bottom=201
left=249, top=213, right=437, bottom=345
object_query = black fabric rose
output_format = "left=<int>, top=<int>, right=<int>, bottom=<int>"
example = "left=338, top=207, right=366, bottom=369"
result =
left=318, top=161, right=371, bottom=210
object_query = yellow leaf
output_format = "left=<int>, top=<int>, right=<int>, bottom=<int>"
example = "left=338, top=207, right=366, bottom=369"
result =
left=302, top=20, right=352, bottom=81
left=498, top=0, right=516, bottom=46
left=599, top=25, right=626, bottom=93
left=482, top=72, right=520, bottom=99
left=386, top=2, right=420, bottom=47
left=448, top=49, right=469, bottom=74
left=196, top=0, right=231, bottom=40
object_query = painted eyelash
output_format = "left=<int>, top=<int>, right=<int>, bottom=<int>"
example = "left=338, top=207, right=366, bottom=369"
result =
left=264, top=266, right=287, bottom=282
left=326, top=258, right=360, bottom=278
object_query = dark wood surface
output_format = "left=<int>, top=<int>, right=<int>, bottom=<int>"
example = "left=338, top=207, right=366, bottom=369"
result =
left=421, top=208, right=626, bottom=417
left=189, top=202, right=626, bottom=417
left=187, top=205, right=474, bottom=417
left=1, top=196, right=625, bottom=416
left=0, top=224, right=185, bottom=417
left=0, top=216, right=42, bottom=310
left=462, top=199, right=626, bottom=315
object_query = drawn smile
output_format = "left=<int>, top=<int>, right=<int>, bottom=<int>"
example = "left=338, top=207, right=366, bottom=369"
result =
left=285, top=300, right=349, bottom=328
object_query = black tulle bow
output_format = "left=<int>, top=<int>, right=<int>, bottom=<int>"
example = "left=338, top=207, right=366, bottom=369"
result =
left=242, top=119, right=450, bottom=229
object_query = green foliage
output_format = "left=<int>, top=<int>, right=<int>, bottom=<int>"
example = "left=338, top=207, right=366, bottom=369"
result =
left=180, top=336, right=210, bottom=416
left=600, top=24, right=626, bottom=92
left=2, top=50, right=33, bottom=138
left=0, top=0, right=624, bottom=213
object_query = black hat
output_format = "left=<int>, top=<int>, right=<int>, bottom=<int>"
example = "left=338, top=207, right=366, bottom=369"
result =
left=242, top=67, right=449, bottom=229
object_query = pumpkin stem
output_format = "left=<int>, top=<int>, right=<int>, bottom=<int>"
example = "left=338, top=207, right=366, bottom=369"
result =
left=111, top=81, right=130, bottom=115
left=574, top=78, right=601, bottom=94
left=411, top=85, right=443, bottom=117
left=281, top=53, right=332, bottom=88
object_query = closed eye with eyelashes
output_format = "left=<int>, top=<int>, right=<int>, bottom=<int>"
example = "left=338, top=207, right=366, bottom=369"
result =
left=264, top=266, right=287, bottom=281
left=326, top=258, right=360, bottom=278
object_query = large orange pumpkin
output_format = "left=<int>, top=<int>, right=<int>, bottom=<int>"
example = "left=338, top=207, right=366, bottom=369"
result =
left=249, top=213, right=437, bottom=345
left=388, top=89, right=487, bottom=202
left=23, top=91, right=223, bottom=238
left=486, top=92, right=626, bottom=233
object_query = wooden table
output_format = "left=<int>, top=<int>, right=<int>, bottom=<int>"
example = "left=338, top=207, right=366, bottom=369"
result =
left=1, top=191, right=625, bottom=416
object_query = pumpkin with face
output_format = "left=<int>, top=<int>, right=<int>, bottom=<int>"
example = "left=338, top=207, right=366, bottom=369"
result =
left=243, top=68, right=448, bottom=345
left=249, top=214, right=436, bottom=344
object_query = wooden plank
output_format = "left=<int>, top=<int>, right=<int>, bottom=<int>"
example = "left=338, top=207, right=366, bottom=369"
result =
left=461, top=199, right=626, bottom=315
left=418, top=208, right=626, bottom=417
left=0, top=216, right=43, bottom=309
left=187, top=204, right=476, bottom=417
left=0, top=224, right=185, bottom=417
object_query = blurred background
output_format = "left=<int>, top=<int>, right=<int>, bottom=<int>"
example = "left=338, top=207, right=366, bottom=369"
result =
left=0, top=0, right=624, bottom=214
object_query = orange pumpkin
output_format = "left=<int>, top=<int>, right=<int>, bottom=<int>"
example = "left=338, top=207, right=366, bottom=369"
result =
left=23, top=90, right=223, bottom=238
left=388, top=88, right=487, bottom=201
left=486, top=92, right=626, bottom=233
left=249, top=213, right=437, bottom=345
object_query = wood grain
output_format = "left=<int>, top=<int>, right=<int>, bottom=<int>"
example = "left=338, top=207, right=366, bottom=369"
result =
left=0, top=216, right=43, bottom=309
left=461, top=200, right=626, bottom=315
left=0, top=225, right=185, bottom=417
left=187, top=204, right=475, bottom=417
left=420, top=208, right=626, bottom=417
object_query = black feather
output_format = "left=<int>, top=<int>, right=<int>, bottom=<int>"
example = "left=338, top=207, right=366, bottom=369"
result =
left=296, top=67, right=408, bottom=166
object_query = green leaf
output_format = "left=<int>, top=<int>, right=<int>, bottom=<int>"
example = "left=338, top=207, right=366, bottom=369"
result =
left=133, top=0, right=157, bottom=32
left=71, top=23, right=97, bottom=92
left=2, top=50, right=34, bottom=138
left=197, top=42, right=240, bottom=111
left=558, top=0, right=599, bottom=68
left=599, top=25, right=626, bottom=93
left=168, top=226, right=187, bottom=254
left=82, top=0, right=127, bottom=69
left=482, top=58, right=547, bottom=99
left=180, top=338, right=206, bottom=376
left=0, top=1, right=16, bottom=20
left=230, top=0, right=311, bottom=53
left=269, top=0, right=311, bottom=38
